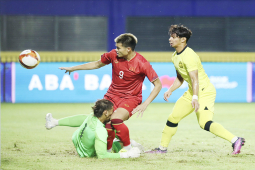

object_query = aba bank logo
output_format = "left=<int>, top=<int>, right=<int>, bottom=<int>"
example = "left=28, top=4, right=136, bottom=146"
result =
left=28, top=73, right=112, bottom=91
left=209, top=76, right=238, bottom=89
left=28, top=73, right=149, bottom=91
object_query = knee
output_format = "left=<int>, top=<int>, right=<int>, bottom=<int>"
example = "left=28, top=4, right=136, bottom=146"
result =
left=166, top=115, right=179, bottom=128
left=167, top=114, right=179, bottom=124
left=198, top=119, right=206, bottom=129
left=199, top=120, right=213, bottom=131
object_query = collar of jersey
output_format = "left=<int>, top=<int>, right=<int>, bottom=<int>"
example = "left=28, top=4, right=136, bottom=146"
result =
left=177, top=45, right=188, bottom=55
left=126, top=52, right=137, bottom=62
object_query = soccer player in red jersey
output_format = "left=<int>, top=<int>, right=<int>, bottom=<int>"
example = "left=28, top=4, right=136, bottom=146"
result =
left=59, top=33, right=162, bottom=151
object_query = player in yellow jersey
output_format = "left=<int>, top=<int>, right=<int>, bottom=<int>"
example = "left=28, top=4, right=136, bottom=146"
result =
left=146, top=24, right=245, bottom=155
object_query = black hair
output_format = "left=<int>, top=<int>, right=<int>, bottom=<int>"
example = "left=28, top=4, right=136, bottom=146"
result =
left=169, top=24, right=192, bottom=42
left=115, top=33, right=137, bottom=51
left=92, top=99, right=113, bottom=118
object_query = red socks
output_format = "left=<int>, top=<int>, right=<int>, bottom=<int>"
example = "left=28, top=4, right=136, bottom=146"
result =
left=111, top=119, right=130, bottom=147
left=106, top=123, right=115, bottom=150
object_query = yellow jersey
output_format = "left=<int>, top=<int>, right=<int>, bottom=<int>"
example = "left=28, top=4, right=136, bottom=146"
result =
left=172, top=46, right=210, bottom=94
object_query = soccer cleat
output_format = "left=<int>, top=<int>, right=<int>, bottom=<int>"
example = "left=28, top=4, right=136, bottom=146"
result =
left=45, top=113, right=57, bottom=130
left=145, top=148, right=167, bottom=154
left=232, top=137, right=245, bottom=155
left=130, top=139, right=144, bottom=153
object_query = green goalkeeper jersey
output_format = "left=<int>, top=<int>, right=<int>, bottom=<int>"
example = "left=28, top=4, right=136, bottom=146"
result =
left=71, top=113, right=120, bottom=159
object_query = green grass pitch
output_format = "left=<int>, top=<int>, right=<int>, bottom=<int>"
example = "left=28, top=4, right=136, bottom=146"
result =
left=1, top=103, right=255, bottom=170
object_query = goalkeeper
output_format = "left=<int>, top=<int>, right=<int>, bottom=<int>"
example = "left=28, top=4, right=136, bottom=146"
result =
left=45, top=99, right=142, bottom=159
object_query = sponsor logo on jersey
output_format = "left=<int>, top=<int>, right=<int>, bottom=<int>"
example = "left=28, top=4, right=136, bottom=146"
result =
left=124, top=104, right=129, bottom=107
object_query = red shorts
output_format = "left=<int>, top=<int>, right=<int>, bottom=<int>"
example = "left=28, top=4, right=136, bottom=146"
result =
left=104, top=94, right=142, bottom=117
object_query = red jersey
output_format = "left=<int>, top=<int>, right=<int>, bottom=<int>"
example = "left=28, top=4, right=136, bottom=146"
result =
left=101, top=49, right=158, bottom=100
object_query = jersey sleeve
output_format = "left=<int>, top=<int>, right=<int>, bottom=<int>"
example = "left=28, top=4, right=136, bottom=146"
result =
left=183, top=50, right=198, bottom=72
left=143, top=62, right=158, bottom=82
left=95, top=127, right=120, bottom=159
left=101, top=49, right=116, bottom=65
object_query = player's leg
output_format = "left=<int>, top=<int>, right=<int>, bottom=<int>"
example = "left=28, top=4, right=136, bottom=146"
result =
left=45, top=113, right=87, bottom=129
left=72, top=129, right=82, bottom=157
left=196, top=110, right=245, bottom=154
left=197, top=84, right=245, bottom=154
left=45, top=113, right=58, bottom=129
left=110, top=98, right=141, bottom=151
left=105, top=122, right=116, bottom=152
left=103, top=95, right=118, bottom=151
left=196, top=109, right=237, bottom=141
left=196, top=109, right=237, bottom=142
left=160, top=97, right=193, bottom=148
left=112, top=138, right=123, bottom=153
left=111, top=108, right=131, bottom=150
left=112, top=140, right=123, bottom=153
left=146, top=95, right=194, bottom=153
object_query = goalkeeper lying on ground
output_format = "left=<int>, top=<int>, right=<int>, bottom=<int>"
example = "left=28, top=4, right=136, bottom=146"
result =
left=45, top=99, right=143, bottom=159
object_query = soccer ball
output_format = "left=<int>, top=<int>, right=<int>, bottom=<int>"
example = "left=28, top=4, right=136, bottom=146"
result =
left=19, top=49, right=40, bottom=69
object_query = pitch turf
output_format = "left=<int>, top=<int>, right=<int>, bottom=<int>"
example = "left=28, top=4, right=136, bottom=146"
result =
left=1, top=103, right=255, bottom=170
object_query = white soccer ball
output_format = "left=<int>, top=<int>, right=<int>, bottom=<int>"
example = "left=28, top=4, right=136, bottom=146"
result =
left=19, top=49, right=40, bottom=69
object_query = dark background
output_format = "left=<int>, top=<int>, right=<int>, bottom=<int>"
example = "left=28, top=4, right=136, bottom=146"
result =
left=1, top=0, right=255, bottom=52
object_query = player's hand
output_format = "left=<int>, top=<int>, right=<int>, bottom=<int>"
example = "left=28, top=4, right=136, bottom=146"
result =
left=164, top=90, right=172, bottom=102
left=132, top=103, right=148, bottom=118
left=191, top=99, right=200, bottom=112
left=59, top=67, right=74, bottom=75
left=119, top=147, right=141, bottom=158
left=127, top=147, right=141, bottom=158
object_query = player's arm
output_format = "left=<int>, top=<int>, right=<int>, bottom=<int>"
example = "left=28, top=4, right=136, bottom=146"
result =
left=132, top=78, right=162, bottom=117
left=189, top=70, right=199, bottom=112
left=164, top=70, right=184, bottom=102
left=59, top=60, right=106, bottom=75
left=169, top=70, right=184, bottom=91
left=95, top=135, right=121, bottom=159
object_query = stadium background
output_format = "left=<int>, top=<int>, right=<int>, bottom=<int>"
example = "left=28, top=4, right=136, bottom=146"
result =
left=1, top=0, right=255, bottom=103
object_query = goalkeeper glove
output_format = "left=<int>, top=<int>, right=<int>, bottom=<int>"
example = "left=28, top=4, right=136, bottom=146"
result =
left=119, top=147, right=141, bottom=158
